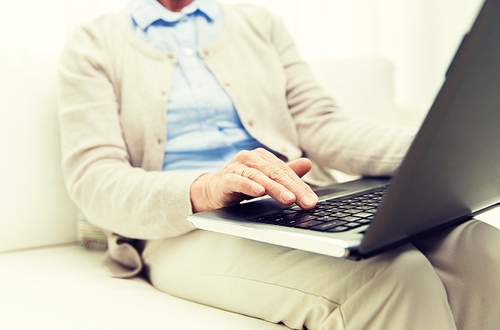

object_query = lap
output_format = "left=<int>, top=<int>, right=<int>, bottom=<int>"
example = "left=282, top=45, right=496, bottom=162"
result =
left=142, top=225, right=473, bottom=329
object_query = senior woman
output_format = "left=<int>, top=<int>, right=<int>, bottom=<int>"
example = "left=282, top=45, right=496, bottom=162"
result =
left=58, top=0, right=500, bottom=328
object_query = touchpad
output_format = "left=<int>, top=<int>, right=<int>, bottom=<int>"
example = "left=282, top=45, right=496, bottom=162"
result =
left=314, top=187, right=347, bottom=198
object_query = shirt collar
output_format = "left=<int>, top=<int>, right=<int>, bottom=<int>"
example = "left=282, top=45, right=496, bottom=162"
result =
left=129, top=0, right=220, bottom=29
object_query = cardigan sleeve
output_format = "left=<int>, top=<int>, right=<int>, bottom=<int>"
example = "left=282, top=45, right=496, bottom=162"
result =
left=58, top=20, right=201, bottom=240
left=269, top=15, right=416, bottom=177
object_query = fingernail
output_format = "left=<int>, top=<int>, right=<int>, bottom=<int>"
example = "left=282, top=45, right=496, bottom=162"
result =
left=280, top=191, right=295, bottom=202
left=301, top=195, right=317, bottom=207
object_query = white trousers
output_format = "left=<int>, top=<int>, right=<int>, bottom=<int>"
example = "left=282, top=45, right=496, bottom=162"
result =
left=142, top=220, right=500, bottom=329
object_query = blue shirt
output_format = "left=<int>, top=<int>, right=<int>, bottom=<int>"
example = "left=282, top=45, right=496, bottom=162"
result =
left=128, top=0, right=268, bottom=172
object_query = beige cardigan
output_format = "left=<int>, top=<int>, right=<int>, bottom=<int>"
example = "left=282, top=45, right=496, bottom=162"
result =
left=58, top=3, right=414, bottom=276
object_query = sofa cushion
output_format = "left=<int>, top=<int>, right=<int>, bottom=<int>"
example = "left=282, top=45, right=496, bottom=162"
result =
left=0, top=244, right=287, bottom=329
left=0, top=49, right=77, bottom=252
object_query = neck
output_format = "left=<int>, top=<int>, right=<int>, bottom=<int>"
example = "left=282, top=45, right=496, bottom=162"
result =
left=157, top=0, right=194, bottom=12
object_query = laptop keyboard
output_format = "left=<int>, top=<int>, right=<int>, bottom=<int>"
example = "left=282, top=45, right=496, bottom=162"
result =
left=252, top=185, right=388, bottom=233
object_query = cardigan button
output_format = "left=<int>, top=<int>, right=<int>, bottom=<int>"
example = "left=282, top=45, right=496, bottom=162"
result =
left=248, top=120, right=254, bottom=126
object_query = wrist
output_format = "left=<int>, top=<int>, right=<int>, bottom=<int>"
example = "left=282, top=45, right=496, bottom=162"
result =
left=190, top=173, right=215, bottom=213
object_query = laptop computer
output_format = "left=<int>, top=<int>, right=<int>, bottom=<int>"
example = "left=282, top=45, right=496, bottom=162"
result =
left=187, top=0, right=500, bottom=259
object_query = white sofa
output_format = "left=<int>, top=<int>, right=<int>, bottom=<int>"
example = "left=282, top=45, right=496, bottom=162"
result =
left=1, top=48, right=499, bottom=330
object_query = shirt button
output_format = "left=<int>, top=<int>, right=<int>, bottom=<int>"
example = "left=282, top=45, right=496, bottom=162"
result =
left=248, top=120, right=254, bottom=126
left=184, top=47, right=193, bottom=56
left=167, top=54, right=176, bottom=63
left=206, top=118, right=213, bottom=125
left=194, top=82, right=202, bottom=88
left=179, top=17, right=186, bottom=22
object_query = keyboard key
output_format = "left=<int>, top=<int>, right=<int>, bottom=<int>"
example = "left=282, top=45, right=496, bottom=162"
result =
left=254, top=216, right=268, bottom=222
left=354, top=212, right=373, bottom=218
left=281, top=212, right=311, bottom=221
left=264, top=217, right=284, bottom=224
left=313, top=211, right=329, bottom=216
left=342, top=216, right=361, bottom=222
left=327, top=226, right=350, bottom=232
left=344, top=209, right=363, bottom=214
left=294, top=220, right=323, bottom=228
left=324, top=207, right=343, bottom=213
left=316, top=216, right=340, bottom=222
left=339, top=205, right=356, bottom=209
left=278, top=217, right=312, bottom=227
left=285, top=214, right=317, bottom=223
left=331, top=212, right=350, bottom=218
left=310, top=220, right=347, bottom=231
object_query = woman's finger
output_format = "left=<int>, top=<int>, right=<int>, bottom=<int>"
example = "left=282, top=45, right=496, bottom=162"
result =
left=287, top=158, right=312, bottom=178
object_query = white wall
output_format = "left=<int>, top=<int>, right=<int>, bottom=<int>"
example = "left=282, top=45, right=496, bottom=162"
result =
left=376, top=0, right=484, bottom=111
left=0, top=0, right=66, bottom=54
left=224, top=0, right=484, bottom=114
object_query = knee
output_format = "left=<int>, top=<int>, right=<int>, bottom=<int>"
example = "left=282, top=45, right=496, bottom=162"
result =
left=463, top=221, right=500, bottom=280
left=376, top=246, right=445, bottom=298
left=390, top=247, right=436, bottom=279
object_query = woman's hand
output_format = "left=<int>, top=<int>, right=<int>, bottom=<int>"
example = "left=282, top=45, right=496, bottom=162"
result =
left=190, top=148, right=318, bottom=213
